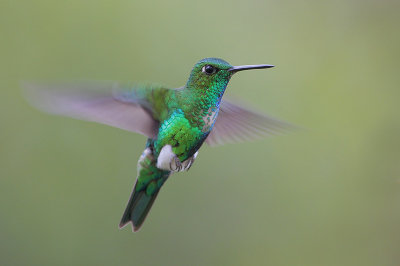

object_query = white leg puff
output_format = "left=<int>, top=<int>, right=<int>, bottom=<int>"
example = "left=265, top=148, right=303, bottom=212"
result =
left=156, top=145, right=199, bottom=172
left=157, top=145, right=182, bottom=172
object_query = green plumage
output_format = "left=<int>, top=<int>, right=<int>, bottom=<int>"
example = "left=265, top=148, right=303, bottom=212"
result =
left=119, top=59, right=236, bottom=230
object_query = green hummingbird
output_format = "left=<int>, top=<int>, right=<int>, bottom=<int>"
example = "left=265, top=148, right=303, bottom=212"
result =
left=24, top=58, right=291, bottom=232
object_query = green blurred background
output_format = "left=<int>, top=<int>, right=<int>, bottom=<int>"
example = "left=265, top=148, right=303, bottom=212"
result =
left=1, top=0, right=400, bottom=265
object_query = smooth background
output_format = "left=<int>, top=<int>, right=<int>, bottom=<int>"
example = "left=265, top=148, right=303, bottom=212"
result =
left=1, top=1, right=399, bottom=265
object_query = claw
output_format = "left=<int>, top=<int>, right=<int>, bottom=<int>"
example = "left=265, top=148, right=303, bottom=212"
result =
left=169, top=156, right=182, bottom=171
left=181, top=151, right=198, bottom=171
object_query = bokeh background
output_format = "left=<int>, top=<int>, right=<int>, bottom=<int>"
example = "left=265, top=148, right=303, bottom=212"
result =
left=1, top=1, right=400, bottom=265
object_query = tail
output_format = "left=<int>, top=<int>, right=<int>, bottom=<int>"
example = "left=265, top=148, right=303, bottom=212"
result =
left=119, top=186, right=162, bottom=232
left=119, top=146, right=170, bottom=232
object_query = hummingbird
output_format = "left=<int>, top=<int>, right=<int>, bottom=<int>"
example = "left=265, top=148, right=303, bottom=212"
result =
left=24, top=58, right=291, bottom=232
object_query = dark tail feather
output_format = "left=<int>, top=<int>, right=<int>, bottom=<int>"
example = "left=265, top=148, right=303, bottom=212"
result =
left=119, top=186, right=161, bottom=232
left=120, top=141, right=171, bottom=232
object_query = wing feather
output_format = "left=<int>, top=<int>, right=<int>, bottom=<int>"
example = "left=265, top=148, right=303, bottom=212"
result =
left=206, top=99, right=295, bottom=146
left=23, top=81, right=159, bottom=138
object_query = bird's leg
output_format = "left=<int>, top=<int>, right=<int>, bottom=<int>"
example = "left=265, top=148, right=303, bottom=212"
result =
left=156, top=145, right=182, bottom=172
left=181, top=151, right=198, bottom=171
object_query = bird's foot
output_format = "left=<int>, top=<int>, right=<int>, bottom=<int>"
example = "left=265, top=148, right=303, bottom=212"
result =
left=181, top=151, right=198, bottom=171
left=169, top=156, right=183, bottom=172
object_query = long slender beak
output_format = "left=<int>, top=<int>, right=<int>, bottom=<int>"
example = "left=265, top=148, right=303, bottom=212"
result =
left=228, top=64, right=275, bottom=73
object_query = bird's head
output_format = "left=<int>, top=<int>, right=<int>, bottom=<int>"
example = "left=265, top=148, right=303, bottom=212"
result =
left=185, top=58, right=274, bottom=98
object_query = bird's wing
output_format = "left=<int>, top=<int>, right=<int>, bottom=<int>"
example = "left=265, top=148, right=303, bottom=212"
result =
left=206, top=99, right=295, bottom=146
left=22, top=81, right=160, bottom=138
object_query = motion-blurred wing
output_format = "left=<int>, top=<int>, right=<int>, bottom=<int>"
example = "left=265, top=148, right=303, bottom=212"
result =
left=206, top=99, right=294, bottom=146
left=23, top=81, right=159, bottom=138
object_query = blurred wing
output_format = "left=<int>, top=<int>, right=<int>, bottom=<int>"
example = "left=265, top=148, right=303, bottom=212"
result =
left=206, top=99, right=295, bottom=146
left=23, top=81, right=159, bottom=138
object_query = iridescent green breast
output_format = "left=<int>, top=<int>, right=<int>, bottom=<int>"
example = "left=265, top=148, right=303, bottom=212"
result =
left=154, top=109, right=205, bottom=161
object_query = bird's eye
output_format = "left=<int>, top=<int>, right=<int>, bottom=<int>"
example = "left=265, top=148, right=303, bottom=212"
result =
left=202, top=65, right=217, bottom=75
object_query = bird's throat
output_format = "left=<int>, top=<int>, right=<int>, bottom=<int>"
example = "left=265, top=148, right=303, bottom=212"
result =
left=179, top=82, right=227, bottom=131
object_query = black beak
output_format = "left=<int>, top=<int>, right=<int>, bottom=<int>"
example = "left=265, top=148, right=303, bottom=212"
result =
left=228, top=64, right=275, bottom=73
